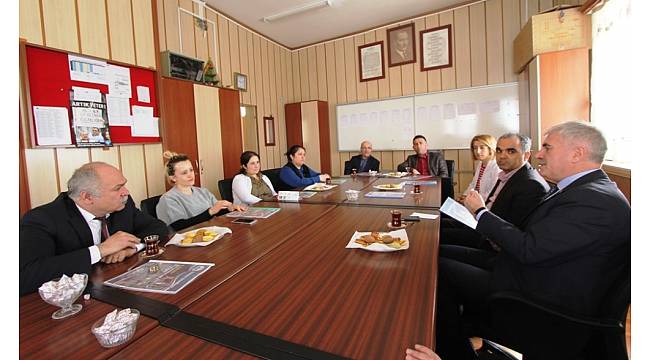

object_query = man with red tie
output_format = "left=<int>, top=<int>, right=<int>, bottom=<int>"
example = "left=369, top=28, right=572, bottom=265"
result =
left=19, top=162, right=169, bottom=295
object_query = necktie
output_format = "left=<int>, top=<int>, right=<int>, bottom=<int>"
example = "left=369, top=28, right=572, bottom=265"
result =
left=543, top=185, right=560, bottom=201
left=94, top=216, right=110, bottom=242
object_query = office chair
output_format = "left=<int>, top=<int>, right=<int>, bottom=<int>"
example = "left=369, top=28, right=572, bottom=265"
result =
left=218, top=178, right=234, bottom=202
left=262, top=168, right=291, bottom=192
left=343, top=160, right=352, bottom=175
left=481, top=264, right=630, bottom=360
left=140, top=195, right=162, bottom=218
left=440, top=159, right=455, bottom=204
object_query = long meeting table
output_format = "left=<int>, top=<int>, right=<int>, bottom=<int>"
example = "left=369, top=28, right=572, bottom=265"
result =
left=20, top=177, right=442, bottom=359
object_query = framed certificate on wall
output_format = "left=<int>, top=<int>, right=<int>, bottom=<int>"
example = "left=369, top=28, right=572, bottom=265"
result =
left=358, top=41, right=385, bottom=82
left=420, top=25, right=453, bottom=71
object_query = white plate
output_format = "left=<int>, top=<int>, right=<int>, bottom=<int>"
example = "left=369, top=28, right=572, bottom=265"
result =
left=304, top=183, right=337, bottom=192
left=166, top=226, right=232, bottom=247
left=383, top=172, right=408, bottom=178
left=373, top=183, right=405, bottom=191
left=345, top=229, right=409, bottom=252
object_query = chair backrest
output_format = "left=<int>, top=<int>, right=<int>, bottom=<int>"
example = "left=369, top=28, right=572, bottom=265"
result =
left=218, top=178, right=234, bottom=202
left=140, top=195, right=161, bottom=218
left=440, top=159, right=455, bottom=204
left=343, top=160, right=352, bottom=175
left=445, top=159, right=455, bottom=181
left=262, top=167, right=291, bottom=192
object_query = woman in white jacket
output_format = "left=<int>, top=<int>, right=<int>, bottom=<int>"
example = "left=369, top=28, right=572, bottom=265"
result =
left=232, top=151, right=277, bottom=205
left=459, top=134, right=499, bottom=203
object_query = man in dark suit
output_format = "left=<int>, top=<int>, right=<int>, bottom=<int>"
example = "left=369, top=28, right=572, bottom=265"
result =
left=20, top=162, right=169, bottom=295
left=344, top=140, right=380, bottom=175
left=440, top=133, right=549, bottom=249
left=432, top=122, right=630, bottom=360
left=397, top=135, right=448, bottom=177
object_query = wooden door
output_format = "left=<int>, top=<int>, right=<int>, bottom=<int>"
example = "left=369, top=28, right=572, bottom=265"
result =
left=218, top=88, right=243, bottom=178
left=159, top=77, right=200, bottom=187
left=194, top=84, right=224, bottom=198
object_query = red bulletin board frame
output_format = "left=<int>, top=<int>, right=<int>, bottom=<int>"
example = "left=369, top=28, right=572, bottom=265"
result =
left=24, top=44, right=161, bottom=146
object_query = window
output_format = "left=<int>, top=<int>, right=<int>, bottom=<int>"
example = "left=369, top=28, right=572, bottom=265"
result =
left=590, top=0, right=634, bottom=167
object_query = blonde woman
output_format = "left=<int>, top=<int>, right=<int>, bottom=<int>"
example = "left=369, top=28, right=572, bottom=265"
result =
left=459, top=135, right=499, bottom=203
left=156, top=151, right=246, bottom=231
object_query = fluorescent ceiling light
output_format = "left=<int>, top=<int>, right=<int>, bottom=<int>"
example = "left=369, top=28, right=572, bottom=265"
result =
left=262, top=0, right=332, bottom=23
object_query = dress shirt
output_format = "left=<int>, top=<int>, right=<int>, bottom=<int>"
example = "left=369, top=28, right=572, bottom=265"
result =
left=359, top=158, right=368, bottom=172
left=416, top=154, right=430, bottom=175
left=485, top=164, right=523, bottom=209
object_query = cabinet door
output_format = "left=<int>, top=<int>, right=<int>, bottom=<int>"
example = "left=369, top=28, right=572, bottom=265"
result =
left=194, top=84, right=224, bottom=197
left=218, top=88, right=243, bottom=178
left=160, top=77, right=200, bottom=187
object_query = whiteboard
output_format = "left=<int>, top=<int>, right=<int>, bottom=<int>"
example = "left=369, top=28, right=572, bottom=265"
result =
left=336, top=83, right=519, bottom=151
left=414, top=83, right=519, bottom=149
left=336, top=96, right=414, bottom=151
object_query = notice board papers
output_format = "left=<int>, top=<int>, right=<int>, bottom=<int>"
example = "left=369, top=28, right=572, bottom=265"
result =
left=104, top=260, right=214, bottom=294
left=33, top=106, right=72, bottom=146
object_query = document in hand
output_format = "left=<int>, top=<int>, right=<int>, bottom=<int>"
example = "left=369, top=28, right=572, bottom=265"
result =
left=440, top=198, right=478, bottom=229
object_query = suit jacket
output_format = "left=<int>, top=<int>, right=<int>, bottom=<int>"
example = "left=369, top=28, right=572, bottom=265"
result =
left=397, top=151, right=449, bottom=177
left=477, top=170, right=630, bottom=316
left=19, top=193, right=169, bottom=295
left=344, top=155, right=380, bottom=175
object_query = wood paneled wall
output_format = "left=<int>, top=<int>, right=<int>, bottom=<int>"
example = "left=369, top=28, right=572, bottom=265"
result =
left=19, top=0, right=165, bottom=209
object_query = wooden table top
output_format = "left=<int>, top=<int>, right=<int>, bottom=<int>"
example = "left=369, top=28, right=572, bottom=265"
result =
left=183, top=206, right=441, bottom=359
left=91, top=202, right=336, bottom=309
left=19, top=292, right=158, bottom=359
left=294, top=175, right=380, bottom=204
left=342, top=176, right=441, bottom=209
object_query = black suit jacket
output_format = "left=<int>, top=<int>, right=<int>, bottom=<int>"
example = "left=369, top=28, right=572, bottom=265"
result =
left=478, top=170, right=630, bottom=315
left=19, top=193, right=169, bottom=295
left=397, top=151, right=449, bottom=177
left=487, top=163, right=550, bottom=228
left=344, top=155, right=380, bottom=175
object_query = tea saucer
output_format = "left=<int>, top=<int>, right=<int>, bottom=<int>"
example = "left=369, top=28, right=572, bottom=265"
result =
left=139, top=247, right=165, bottom=259
left=386, top=222, right=408, bottom=229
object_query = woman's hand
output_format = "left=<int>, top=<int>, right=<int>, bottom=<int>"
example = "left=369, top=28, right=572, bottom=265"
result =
left=319, top=174, right=331, bottom=182
left=405, top=345, right=441, bottom=360
left=209, top=200, right=232, bottom=215
left=228, top=204, right=247, bottom=212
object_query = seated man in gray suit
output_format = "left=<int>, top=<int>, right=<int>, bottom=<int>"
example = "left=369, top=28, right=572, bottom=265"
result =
left=397, top=135, right=448, bottom=177
left=20, top=162, right=169, bottom=295
left=440, top=133, right=549, bottom=251
left=344, top=140, right=380, bottom=174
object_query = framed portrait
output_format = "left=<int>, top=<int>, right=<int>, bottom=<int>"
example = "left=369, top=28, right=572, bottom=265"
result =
left=263, top=116, right=275, bottom=146
left=234, top=72, right=247, bottom=92
left=420, top=24, right=453, bottom=71
left=387, top=23, right=416, bottom=67
left=357, top=41, right=385, bottom=82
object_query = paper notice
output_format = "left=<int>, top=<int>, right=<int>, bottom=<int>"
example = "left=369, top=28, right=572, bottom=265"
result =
left=409, top=212, right=439, bottom=220
left=106, top=95, right=131, bottom=125
left=136, top=86, right=150, bottom=103
left=33, top=106, right=72, bottom=146
left=107, top=64, right=131, bottom=98
left=440, top=197, right=477, bottom=229
left=457, top=102, right=477, bottom=116
left=72, top=87, right=102, bottom=102
left=131, top=116, right=159, bottom=137
left=442, top=103, right=456, bottom=120
left=69, top=55, right=107, bottom=84
left=479, top=100, right=500, bottom=114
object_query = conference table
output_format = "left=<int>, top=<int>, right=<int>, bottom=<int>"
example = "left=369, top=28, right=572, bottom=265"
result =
left=19, top=178, right=442, bottom=359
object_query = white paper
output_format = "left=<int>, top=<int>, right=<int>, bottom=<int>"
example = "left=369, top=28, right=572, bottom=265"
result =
left=72, top=86, right=102, bottom=102
left=278, top=191, right=300, bottom=202
left=136, top=86, right=150, bottom=103
left=106, top=95, right=131, bottom=126
left=33, top=106, right=72, bottom=145
left=409, top=212, right=439, bottom=220
left=457, top=102, right=477, bottom=116
left=107, top=64, right=131, bottom=98
left=132, top=105, right=153, bottom=118
left=131, top=116, right=159, bottom=137
left=443, top=103, right=456, bottom=120
left=479, top=100, right=500, bottom=114
left=69, top=54, right=107, bottom=84
left=440, top=198, right=477, bottom=229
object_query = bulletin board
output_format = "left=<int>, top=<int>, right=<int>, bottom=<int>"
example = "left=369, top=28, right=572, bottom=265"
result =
left=24, top=44, right=161, bottom=146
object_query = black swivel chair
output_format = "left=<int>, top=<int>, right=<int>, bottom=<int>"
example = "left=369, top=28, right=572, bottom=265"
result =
left=140, top=195, right=162, bottom=218
left=343, top=160, right=352, bottom=175
left=441, top=159, right=455, bottom=204
left=218, top=178, right=234, bottom=202
left=481, top=265, right=630, bottom=360
left=262, top=167, right=291, bottom=192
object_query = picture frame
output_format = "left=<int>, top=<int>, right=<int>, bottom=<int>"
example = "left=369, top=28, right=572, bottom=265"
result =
left=357, top=41, right=385, bottom=82
left=263, top=116, right=275, bottom=146
left=420, top=24, right=453, bottom=71
left=234, top=72, right=247, bottom=92
left=387, top=23, right=416, bottom=67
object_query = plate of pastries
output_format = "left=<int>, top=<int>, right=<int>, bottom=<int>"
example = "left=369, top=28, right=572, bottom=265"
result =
left=346, top=229, right=409, bottom=252
left=166, top=226, right=232, bottom=247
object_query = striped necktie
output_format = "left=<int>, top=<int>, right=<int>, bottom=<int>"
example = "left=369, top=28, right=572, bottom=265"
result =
left=94, top=216, right=110, bottom=242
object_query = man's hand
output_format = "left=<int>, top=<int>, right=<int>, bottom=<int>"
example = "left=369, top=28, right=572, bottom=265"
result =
left=464, top=190, right=486, bottom=214
left=411, top=169, right=421, bottom=175
left=101, top=247, right=137, bottom=264
left=97, top=231, right=141, bottom=258
left=405, top=344, right=441, bottom=360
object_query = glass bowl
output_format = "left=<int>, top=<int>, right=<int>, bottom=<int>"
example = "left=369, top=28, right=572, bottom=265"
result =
left=38, top=273, right=88, bottom=320
left=91, top=309, right=140, bottom=348
left=345, top=190, right=360, bottom=201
